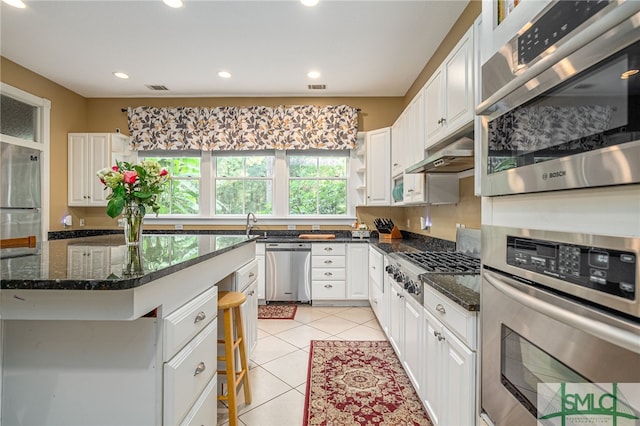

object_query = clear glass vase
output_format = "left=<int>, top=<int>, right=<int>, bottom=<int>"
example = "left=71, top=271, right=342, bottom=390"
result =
left=123, top=245, right=144, bottom=277
left=123, top=203, right=144, bottom=246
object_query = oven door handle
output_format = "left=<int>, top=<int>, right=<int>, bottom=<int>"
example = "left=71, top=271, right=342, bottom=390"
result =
left=485, top=271, right=640, bottom=354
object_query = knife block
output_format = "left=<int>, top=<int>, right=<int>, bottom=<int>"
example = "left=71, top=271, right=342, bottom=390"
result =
left=379, top=225, right=402, bottom=240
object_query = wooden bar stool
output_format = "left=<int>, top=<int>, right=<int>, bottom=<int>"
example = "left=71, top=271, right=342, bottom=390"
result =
left=217, top=291, right=251, bottom=426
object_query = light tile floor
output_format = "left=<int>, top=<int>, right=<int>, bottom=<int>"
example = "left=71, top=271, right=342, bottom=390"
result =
left=217, top=304, right=387, bottom=426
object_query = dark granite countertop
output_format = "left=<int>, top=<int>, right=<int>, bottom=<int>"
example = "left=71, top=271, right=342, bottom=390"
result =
left=1, top=234, right=254, bottom=291
left=421, top=274, right=480, bottom=312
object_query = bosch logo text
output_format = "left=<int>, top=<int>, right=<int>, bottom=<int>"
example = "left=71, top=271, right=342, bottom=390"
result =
left=542, top=171, right=566, bottom=180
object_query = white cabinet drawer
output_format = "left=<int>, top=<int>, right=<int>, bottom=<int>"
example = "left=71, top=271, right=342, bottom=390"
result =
left=312, top=281, right=346, bottom=299
left=312, top=267, right=345, bottom=281
left=164, top=320, right=218, bottom=426
left=423, top=285, right=477, bottom=350
left=236, top=259, right=259, bottom=292
left=313, top=255, right=346, bottom=268
left=164, top=286, right=218, bottom=361
left=179, top=373, right=217, bottom=426
left=312, top=243, right=346, bottom=256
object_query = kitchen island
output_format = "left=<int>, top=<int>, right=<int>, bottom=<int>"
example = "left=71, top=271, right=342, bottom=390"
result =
left=0, top=234, right=256, bottom=426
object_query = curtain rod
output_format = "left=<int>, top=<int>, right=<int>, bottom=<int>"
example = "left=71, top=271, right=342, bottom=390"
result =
left=121, top=107, right=362, bottom=112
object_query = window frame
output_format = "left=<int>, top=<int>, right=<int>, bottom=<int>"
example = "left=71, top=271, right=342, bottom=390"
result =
left=287, top=150, right=349, bottom=216
left=212, top=151, right=276, bottom=216
left=141, top=148, right=358, bottom=225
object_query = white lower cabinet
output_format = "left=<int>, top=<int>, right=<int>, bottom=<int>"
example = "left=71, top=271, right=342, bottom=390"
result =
left=164, top=319, right=218, bottom=426
left=368, top=247, right=385, bottom=325
left=346, top=244, right=369, bottom=299
left=403, top=296, right=423, bottom=394
left=235, top=259, right=259, bottom=358
left=241, top=279, right=259, bottom=356
left=421, top=285, right=477, bottom=426
left=388, top=279, right=405, bottom=360
left=256, top=243, right=266, bottom=301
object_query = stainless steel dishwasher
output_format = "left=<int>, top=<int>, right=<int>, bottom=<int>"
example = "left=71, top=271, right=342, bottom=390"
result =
left=265, top=242, right=311, bottom=303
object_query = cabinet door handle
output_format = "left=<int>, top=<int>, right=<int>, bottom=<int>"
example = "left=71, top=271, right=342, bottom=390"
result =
left=248, top=290, right=255, bottom=296
left=433, top=331, right=445, bottom=342
left=440, top=117, right=446, bottom=125
left=407, top=189, right=414, bottom=193
left=194, top=311, right=206, bottom=323
left=324, top=272, right=333, bottom=276
left=248, top=272, right=255, bottom=278
left=324, top=247, right=333, bottom=251
left=324, top=260, right=333, bottom=264
left=324, top=284, right=333, bottom=289
left=435, top=304, right=446, bottom=314
left=194, top=362, right=206, bottom=376
left=372, top=265, right=376, bottom=270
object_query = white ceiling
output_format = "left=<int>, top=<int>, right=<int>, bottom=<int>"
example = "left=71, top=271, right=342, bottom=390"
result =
left=0, top=0, right=469, bottom=98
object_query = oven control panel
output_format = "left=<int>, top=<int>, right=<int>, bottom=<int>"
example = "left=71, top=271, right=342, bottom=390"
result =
left=506, top=236, right=636, bottom=300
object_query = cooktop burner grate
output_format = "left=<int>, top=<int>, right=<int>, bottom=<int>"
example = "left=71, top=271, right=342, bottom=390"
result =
left=398, top=251, right=480, bottom=274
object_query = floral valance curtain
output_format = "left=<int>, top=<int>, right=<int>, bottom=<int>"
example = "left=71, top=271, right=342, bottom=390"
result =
left=127, top=105, right=358, bottom=151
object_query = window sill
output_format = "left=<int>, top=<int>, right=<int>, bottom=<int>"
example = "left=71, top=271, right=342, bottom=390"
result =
left=144, top=215, right=356, bottom=226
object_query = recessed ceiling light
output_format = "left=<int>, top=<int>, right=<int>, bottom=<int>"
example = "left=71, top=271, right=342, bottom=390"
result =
left=113, top=72, right=130, bottom=80
left=307, top=70, right=321, bottom=79
left=301, top=0, right=319, bottom=7
left=163, top=0, right=183, bottom=8
left=218, top=71, right=232, bottom=79
left=2, top=0, right=26, bottom=8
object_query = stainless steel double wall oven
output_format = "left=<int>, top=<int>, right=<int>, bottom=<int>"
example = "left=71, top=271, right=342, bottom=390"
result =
left=478, top=1, right=640, bottom=425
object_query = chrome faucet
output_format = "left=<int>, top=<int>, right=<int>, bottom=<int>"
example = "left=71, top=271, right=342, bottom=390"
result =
left=245, top=212, right=257, bottom=237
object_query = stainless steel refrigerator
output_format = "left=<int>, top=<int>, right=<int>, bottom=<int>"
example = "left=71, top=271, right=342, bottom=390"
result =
left=0, top=141, right=42, bottom=257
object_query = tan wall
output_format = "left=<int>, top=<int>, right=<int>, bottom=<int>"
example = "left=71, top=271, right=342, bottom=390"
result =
left=357, top=176, right=480, bottom=242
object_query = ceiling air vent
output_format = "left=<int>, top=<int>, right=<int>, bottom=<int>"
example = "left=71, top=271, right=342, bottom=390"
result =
left=145, top=84, right=169, bottom=91
left=308, top=84, right=326, bottom=90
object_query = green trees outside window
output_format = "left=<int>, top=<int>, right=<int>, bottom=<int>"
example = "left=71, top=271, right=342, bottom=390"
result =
left=215, top=156, right=274, bottom=215
left=289, top=155, right=347, bottom=215
left=145, top=156, right=201, bottom=214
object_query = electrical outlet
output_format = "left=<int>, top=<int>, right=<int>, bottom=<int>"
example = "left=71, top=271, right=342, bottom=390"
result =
left=79, top=218, right=85, bottom=227
left=406, top=219, right=410, bottom=227
left=288, top=224, right=296, bottom=230
left=175, top=224, right=183, bottom=230
left=117, top=218, right=125, bottom=227
left=312, top=224, right=320, bottom=231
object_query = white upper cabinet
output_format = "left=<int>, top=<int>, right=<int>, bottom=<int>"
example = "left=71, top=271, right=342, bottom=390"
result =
left=68, top=133, right=135, bottom=207
left=365, top=127, right=391, bottom=206
left=391, top=111, right=405, bottom=178
left=424, top=68, right=444, bottom=145
left=403, top=91, right=426, bottom=204
left=424, top=25, right=475, bottom=150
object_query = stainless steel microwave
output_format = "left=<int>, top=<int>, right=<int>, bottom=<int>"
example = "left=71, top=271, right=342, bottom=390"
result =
left=477, top=0, right=640, bottom=197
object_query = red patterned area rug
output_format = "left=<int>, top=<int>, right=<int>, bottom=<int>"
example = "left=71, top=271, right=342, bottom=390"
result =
left=258, top=304, right=297, bottom=320
left=304, top=340, right=432, bottom=426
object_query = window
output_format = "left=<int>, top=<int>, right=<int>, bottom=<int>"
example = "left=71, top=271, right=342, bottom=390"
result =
left=214, top=154, right=274, bottom=215
left=1, top=94, right=38, bottom=142
left=288, top=153, right=348, bottom=215
left=139, top=148, right=355, bottom=220
left=140, top=153, right=201, bottom=215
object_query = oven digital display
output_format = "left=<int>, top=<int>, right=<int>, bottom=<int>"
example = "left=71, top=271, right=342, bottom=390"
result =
left=589, top=250, right=609, bottom=269
left=506, top=236, right=636, bottom=300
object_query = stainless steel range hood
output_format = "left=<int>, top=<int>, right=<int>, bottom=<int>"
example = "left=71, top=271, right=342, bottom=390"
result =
left=405, top=136, right=474, bottom=174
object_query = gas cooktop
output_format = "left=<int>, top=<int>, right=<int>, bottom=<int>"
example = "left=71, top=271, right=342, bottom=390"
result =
left=397, top=251, right=480, bottom=274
